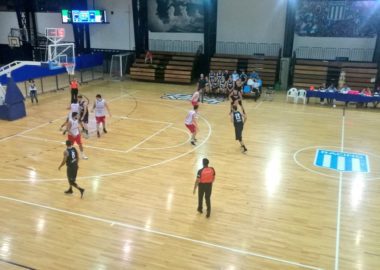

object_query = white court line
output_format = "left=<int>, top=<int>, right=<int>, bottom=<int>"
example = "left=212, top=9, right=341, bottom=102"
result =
left=124, top=123, right=172, bottom=153
left=112, top=115, right=172, bottom=125
left=138, top=127, right=191, bottom=150
left=334, top=109, right=345, bottom=270
left=253, top=101, right=263, bottom=110
left=0, top=117, right=65, bottom=143
left=0, top=195, right=323, bottom=270
left=0, top=100, right=213, bottom=182
left=0, top=91, right=134, bottom=145
left=17, top=135, right=128, bottom=154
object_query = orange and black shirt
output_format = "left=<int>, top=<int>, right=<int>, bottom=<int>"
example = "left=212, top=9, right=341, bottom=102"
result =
left=197, top=167, right=216, bottom=183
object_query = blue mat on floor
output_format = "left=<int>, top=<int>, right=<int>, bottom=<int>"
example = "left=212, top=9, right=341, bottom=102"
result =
left=160, top=93, right=224, bottom=104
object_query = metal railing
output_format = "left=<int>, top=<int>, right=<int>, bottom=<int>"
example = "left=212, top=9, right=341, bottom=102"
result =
left=215, top=42, right=281, bottom=56
left=294, top=47, right=374, bottom=62
left=149, top=39, right=204, bottom=53
left=16, top=66, right=104, bottom=98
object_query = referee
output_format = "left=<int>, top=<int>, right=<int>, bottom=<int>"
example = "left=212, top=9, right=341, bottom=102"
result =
left=231, top=105, right=247, bottom=152
left=193, top=158, right=216, bottom=218
left=58, top=140, right=85, bottom=198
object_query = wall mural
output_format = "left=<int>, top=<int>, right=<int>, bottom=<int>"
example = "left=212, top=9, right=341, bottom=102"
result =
left=295, top=0, right=379, bottom=37
left=148, top=0, right=204, bottom=33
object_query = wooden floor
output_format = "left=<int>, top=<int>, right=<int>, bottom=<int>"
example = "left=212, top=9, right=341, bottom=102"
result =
left=0, top=79, right=380, bottom=270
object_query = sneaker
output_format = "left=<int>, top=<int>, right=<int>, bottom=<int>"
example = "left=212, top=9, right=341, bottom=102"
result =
left=243, top=146, right=247, bottom=152
left=64, top=189, right=73, bottom=194
left=79, top=188, right=85, bottom=199
left=103, top=128, right=107, bottom=134
left=206, top=211, right=211, bottom=218
left=191, top=141, right=196, bottom=146
left=82, top=154, right=88, bottom=160
left=62, top=130, right=67, bottom=135
left=197, top=208, right=203, bottom=214
left=97, top=131, right=100, bottom=138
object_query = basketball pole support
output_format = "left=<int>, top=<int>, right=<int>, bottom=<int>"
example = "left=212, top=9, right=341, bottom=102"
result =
left=0, top=61, right=41, bottom=78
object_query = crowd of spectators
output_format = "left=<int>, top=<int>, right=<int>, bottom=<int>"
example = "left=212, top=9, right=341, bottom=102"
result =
left=295, top=0, right=377, bottom=37
left=197, top=69, right=263, bottom=101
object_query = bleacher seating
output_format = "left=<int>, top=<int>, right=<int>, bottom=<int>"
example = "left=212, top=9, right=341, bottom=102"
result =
left=130, top=51, right=197, bottom=84
left=342, top=63, right=378, bottom=89
left=293, top=59, right=378, bottom=89
left=210, top=54, right=280, bottom=86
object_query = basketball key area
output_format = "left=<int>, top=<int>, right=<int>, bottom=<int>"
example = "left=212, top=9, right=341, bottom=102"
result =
left=0, top=79, right=379, bottom=269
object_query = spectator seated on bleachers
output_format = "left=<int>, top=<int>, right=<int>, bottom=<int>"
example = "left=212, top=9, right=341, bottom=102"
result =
left=217, top=70, right=223, bottom=82
left=219, top=77, right=226, bottom=97
left=250, top=71, right=260, bottom=80
left=240, top=70, right=248, bottom=84
left=209, top=78, right=219, bottom=97
left=243, top=78, right=261, bottom=101
left=317, top=83, right=326, bottom=105
left=223, top=70, right=229, bottom=81
left=232, top=70, right=239, bottom=82
left=339, top=84, right=351, bottom=94
left=144, top=50, right=153, bottom=64
left=361, top=87, right=372, bottom=97
left=374, top=86, right=380, bottom=96
left=209, top=70, right=216, bottom=82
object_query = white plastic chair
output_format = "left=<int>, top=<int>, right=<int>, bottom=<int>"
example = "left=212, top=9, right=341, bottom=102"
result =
left=286, top=88, right=298, bottom=102
left=295, top=89, right=307, bottom=104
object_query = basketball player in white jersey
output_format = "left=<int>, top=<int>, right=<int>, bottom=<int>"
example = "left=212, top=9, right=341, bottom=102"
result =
left=184, top=105, right=199, bottom=146
left=60, top=100, right=81, bottom=135
left=191, top=88, right=200, bottom=107
left=66, top=112, right=88, bottom=159
left=92, top=94, right=111, bottom=138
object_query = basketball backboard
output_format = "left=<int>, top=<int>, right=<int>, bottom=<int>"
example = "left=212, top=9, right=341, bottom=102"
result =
left=8, top=36, right=21, bottom=47
left=48, top=43, right=76, bottom=75
left=46, top=28, right=65, bottom=43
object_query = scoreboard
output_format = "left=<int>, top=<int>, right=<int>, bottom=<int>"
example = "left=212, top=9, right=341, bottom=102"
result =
left=62, top=9, right=108, bottom=24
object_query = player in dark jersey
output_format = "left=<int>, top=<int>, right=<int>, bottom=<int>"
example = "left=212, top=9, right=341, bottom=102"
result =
left=231, top=105, right=247, bottom=152
left=216, top=70, right=223, bottom=82
left=58, top=140, right=85, bottom=198
left=78, top=95, right=89, bottom=136
left=226, top=75, right=234, bottom=97
left=210, top=78, right=219, bottom=97
left=208, top=70, right=215, bottom=82
left=229, top=86, right=245, bottom=114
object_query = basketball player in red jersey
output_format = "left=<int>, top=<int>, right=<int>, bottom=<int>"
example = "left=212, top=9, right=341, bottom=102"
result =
left=60, top=100, right=81, bottom=135
left=191, top=88, right=200, bottom=106
left=92, top=94, right=111, bottom=138
left=185, top=105, right=199, bottom=146
left=66, top=112, right=88, bottom=159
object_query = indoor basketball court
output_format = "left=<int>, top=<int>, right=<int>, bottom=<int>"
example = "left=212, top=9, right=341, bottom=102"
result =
left=0, top=1, right=380, bottom=270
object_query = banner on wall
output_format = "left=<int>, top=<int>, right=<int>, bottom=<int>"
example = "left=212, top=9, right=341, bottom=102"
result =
left=148, top=0, right=204, bottom=33
left=295, top=0, right=379, bottom=37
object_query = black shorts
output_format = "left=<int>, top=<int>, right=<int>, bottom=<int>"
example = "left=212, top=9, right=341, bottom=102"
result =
left=234, top=123, right=244, bottom=141
left=80, top=112, right=89, bottom=124
left=67, top=165, right=78, bottom=184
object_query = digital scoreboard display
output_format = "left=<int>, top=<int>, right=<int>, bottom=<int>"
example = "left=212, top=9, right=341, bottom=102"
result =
left=62, top=9, right=107, bottom=24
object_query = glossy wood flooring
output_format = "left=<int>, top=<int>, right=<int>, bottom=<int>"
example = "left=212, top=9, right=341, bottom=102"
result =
left=0, top=79, right=379, bottom=270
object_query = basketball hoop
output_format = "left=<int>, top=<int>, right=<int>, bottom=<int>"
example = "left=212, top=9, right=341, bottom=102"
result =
left=62, top=63, right=75, bottom=75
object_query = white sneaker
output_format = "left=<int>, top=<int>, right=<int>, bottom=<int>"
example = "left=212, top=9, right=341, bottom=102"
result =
left=82, top=154, right=88, bottom=160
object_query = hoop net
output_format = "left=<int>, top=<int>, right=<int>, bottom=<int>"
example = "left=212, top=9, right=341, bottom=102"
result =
left=62, top=63, right=75, bottom=75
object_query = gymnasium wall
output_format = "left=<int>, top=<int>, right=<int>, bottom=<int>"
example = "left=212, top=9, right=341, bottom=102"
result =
left=293, top=35, right=377, bottom=61
left=35, top=12, right=74, bottom=42
left=216, top=0, right=287, bottom=55
left=87, top=0, right=135, bottom=50
left=0, top=11, right=19, bottom=44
